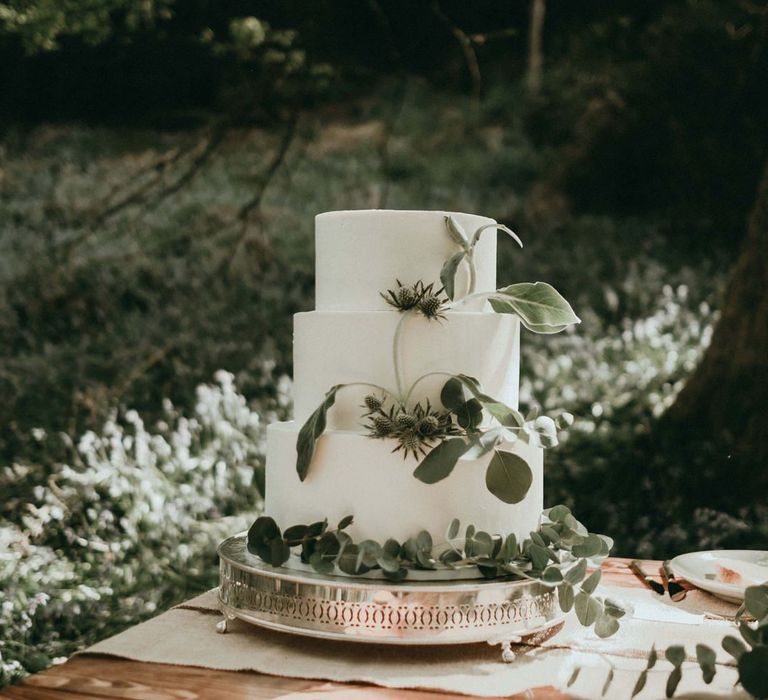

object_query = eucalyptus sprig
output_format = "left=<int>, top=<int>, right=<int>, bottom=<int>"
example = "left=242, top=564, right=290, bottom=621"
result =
left=441, top=215, right=523, bottom=299
left=413, top=375, right=572, bottom=504
left=246, top=504, right=626, bottom=638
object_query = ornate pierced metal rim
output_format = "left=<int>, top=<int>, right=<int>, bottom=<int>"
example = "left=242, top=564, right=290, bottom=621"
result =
left=217, top=534, right=564, bottom=647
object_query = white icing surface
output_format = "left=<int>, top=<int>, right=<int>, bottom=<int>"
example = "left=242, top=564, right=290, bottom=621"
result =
left=315, top=210, right=497, bottom=311
left=265, top=421, right=543, bottom=544
left=293, top=310, right=520, bottom=429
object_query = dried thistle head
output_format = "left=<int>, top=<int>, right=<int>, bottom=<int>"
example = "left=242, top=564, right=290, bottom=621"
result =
left=414, top=281, right=448, bottom=320
left=369, top=413, right=395, bottom=437
left=381, top=280, right=420, bottom=311
left=362, top=394, right=384, bottom=413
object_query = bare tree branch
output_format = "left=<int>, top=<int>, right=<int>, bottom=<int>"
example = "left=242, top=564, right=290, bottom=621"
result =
left=431, top=1, right=482, bottom=102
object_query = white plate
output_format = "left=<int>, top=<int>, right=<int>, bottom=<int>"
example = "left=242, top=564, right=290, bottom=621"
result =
left=670, top=549, right=768, bottom=603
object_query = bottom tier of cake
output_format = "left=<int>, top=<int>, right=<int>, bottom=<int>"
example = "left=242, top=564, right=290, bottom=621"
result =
left=264, top=421, right=543, bottom=545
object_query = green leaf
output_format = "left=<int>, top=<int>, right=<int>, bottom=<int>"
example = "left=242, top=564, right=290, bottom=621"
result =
left=528, top=543, right=550, bottom=571
left=502, top=533, right=518, bottom=561
left=357, top=540, right=382, bottom=568
left=547, top=504, right=571, bottom=522
left=740, top=619, right=761, bottom=646
left=268, top=537, right=291, bottom=567
left=377, top=553, right=401, bottom=573
left=565, top=559, right=588, bottom=585
left=309, top=551, right=334, bottom=575
left=456, top=398, right=483, bottom=430
left=471, top=531, right=494, bottom=558
left=601, top=667, right=614, bottom=697
left=469, top=222, right=523, bottom=250
left=695, top=644, right=716, bottom=684
left=485, top=450, right=533, bottom=504
left=648, top=646, right=658, bottom=669
left=306, top=519, right=328, bottom=537
left=566, top=667, right=580, bottom=688
left=594, top=613, right=620, bottom=638
left=338, top=545, right=369, bottom=575
left=296, top=385, right=342, bottom=481
left=574, top=591, right=602, bottom=626
left=631, top=670, right=648, bottom=698
left=603, top=598, right=626, bottom=619
left=744, top=584, right=768, bottom=620
left=247, top=516, right=281, bottom=562
left=572, top=534, right=603, bottom=558
left=489, top=282, right=580, bottom=333
left=738, top=647, right=768, bottom=699
left=440, top=250, right=466, bottom=300
left=451, top=374, right=523, bottom=426
left=383, top=538, right=401, bottom=558
left=665, top=666, right=682, bottom=698
left=581, top=568, right=602, bottom=594
left=558, top=582, right=575, bottom=612
left=440, top=378, right=465, bottom=410
left=665, top=646, right=686, bottom=667
left=337, top=514, right=354, bottom=530
left=446, top=518, right=460, bottom=540
left=445, top=215, right=469, bottom=248
left=413, top=438, right=471, bottom=484
left=542, top=566, right=564, bottom=584
left=722, top=634, right=748, bottom=660
left=463, top=428, right=503, bottom=459
left=282, top=524, right=308, bottom=543
left=315, top=531, right=341, bottom=557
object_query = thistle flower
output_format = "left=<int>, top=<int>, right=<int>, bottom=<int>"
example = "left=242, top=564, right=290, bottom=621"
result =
left=395, top=413, right=418, bottom=430
left=369, top=413, right=395, bottom=437
left=381, top=280, right=420, bottom=311
left=363, top=394, right=384, bottom=413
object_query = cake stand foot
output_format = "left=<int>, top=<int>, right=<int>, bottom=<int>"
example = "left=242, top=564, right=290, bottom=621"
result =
left=216, top=612, right=235, bottom=634
left=489, top=635, right=523, bottom=663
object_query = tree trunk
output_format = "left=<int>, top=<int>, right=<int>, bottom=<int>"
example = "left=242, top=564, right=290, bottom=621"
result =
left=668, top=157, right=768, bottom=461
left=527, top=0, right=546, bottom=96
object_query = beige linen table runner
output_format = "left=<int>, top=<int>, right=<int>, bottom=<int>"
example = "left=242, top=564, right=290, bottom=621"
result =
left=82, top=585, right=748, bottom=699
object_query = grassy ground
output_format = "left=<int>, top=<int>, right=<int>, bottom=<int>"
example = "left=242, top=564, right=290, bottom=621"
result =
left=2, top=79, right=762, bottom=685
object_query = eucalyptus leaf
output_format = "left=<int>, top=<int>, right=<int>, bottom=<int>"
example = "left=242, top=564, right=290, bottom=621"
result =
left=469, top=222, right=523, bottom=250
left=558, top=581, right=575, bottom=612
left=413, top=438, right=470, bottom=484
left=502, top=533, right=518, bottom=560
left=296, top=385, right=343, bottom=481
left=247, top=516, right=281, bottom=562
left=440, top=378, right=465, bottom=411
left=445, top=215, right=469, bottom=248
left=547, top=504, right=572, bottom=522
left=695, top=644, right=716, bottom=684
left=309, top=551, right=334, bottom=575
left=631, top=671, right=648, bottom=699
left=572, top=534, right=603, bottom=558
left=489, top=282, right=580, bottom=333
left=581, top=569, right=602, bottom=594
left=542, top=566, right=564, bottom=584
left=666, top=666, right=682, bottom=698
left=283, top=524, right=308, bottom=543
left=601, top=667, right=614, bottom=697
left=440, top=250, right=466, bottom=300
left=744, top=584, right=768, bottom=620
left=337, top=514, right=354, bottom=530
left=565, top=559, right=588, bottom=585
left=446, top=518, right=460, bottom=540
left=462, top=428, right=503, bottom=459
left=594, top=613, right=620, bottom=638
left=738, top=647, right=768, bottom=699
left=722, top=634, right=747, bottom=660
left=456, top=398, right=483, bottom=430
left=485, top=450, right=533, bottom=504
left=268, top=537, right=291, bottom=567
left=455, top=374, right=523, bottom=426
left=566, top=667, right=581, bottom=688
left=665, top=645, right=686, bottom=668
left=528, top=543, right=550, bottom=571
left=574, top=591, right=602, bottom=626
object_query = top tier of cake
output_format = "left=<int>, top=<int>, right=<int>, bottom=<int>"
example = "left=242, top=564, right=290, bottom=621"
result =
left=315, top=210, right=497, bottom=310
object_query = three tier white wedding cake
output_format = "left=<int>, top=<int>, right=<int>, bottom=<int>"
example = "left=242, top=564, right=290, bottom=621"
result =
left=264, top=209, right=579, bottom=549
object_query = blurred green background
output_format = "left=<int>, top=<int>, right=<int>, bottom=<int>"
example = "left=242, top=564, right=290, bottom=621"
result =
left=2, top=0, right=767, bottom=684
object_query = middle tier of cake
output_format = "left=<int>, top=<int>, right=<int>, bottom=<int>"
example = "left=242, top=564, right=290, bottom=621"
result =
left=293, top=310, right=520, bottom=431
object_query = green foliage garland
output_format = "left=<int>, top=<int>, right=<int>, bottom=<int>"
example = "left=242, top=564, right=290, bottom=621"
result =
left=246, top=505, right=626, bottom=637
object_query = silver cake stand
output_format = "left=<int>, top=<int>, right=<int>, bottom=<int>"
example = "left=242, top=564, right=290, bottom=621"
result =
left=217, top=535, right=565, bottom=662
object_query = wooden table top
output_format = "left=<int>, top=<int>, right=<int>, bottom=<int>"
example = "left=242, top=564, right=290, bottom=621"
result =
left=1, top=557, right=661, bottom=700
